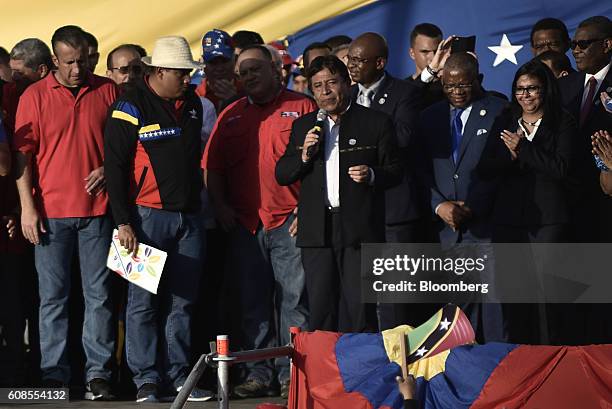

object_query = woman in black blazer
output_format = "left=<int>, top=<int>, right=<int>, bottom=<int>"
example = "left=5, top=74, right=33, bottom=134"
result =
left=479, top=59, right=576, bottom=243
left=478, top=59, right=578, bottom=345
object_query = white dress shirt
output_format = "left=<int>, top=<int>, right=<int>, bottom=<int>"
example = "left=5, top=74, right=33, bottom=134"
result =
left=450, top=104, right=473, bottom=133
left=581, top=61, right=611, bottom=109
left=357, top=74, right=386, bottom=107
left=324, top=114, right=341, bottom=207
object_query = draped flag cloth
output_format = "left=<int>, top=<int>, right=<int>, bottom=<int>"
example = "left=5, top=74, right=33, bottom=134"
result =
left=288, top=305, right=612, bottom=409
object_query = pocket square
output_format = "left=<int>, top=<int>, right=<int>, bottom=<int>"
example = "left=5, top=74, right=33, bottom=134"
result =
left=477, top=129, right=488, bottom=136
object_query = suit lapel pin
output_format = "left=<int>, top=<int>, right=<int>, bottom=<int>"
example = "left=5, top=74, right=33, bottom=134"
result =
left=378, top=97, right=386, bottom=104
left=349, top=138, right=357, bottom=146
left=480, top=109, right=487, bottom=116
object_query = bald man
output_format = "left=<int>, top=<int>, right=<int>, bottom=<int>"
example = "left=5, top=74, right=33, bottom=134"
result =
left=347, top=32, right=428, bottom=329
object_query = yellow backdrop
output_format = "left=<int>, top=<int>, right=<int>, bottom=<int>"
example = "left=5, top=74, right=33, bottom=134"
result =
left=0, top=0, right=372, bottom=75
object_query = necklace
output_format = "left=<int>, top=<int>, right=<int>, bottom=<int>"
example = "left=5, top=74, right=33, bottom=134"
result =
left=521, top=117, right=541, bottom=127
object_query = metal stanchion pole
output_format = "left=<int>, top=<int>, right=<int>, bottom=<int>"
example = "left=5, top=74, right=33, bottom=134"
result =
left=288, top=327, right=301, bottom=409
left=217, top=335, right=230, bottom=409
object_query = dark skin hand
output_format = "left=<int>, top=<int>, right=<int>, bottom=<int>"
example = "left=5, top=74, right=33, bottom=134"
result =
left=118, top=224, right=139, bottom=255
left=437, top=200, right=472, bottom=231
left=396, top=375, right=416, bottom=400
left=592, top=130, right=612, bottom=169
left=2, top=215, right=17, bottom=239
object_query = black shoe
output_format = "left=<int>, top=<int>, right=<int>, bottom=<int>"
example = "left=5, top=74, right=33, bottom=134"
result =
left=136, top=383, right=159, bottom=403
left=85, top=378, right=115, bottom=401
left=280, top=381, right=290, bottom=399
left=233, top=378, right=275, bottom=399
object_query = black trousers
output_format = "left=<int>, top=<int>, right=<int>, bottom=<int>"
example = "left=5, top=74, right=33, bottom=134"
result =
left=493, top=224, right=580, bottom=344
left=300, top=211, right=375, bottom=333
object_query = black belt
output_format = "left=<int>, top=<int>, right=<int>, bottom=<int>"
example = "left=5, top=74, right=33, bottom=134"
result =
left=326, top=206, right=340, bottom=213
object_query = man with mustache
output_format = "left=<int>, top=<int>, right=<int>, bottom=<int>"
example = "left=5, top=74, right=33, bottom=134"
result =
left=203, top=45, right=315, bottom=398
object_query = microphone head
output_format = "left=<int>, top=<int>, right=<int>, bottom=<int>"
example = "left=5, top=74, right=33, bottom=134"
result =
left=316, top=109, right=328, bottom=122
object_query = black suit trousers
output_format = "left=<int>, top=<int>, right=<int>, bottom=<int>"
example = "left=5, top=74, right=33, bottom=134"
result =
left=300, top=211, right=376, bottom=333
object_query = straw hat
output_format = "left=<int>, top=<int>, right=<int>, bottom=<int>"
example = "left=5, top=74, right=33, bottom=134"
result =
left=142, top=36, right=201, bottom=70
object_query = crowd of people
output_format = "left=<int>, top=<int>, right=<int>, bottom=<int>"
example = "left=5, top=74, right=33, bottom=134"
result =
left=0, top=14, right=611, bottom=404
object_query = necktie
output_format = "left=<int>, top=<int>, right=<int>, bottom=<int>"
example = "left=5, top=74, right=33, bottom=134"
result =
left=451, top=108, right=464, bottom=163
left=580, top=77, right=598, bottom=127
left=359, top=89, right=373, bottom=108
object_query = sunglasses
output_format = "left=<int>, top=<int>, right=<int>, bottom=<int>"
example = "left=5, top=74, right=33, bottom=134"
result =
left=570, top=38, right=605, bottom=50
left=111, top=65, right=143, bottom=75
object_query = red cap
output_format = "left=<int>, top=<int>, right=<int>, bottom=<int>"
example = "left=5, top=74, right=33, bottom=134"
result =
left=269, top=41, right=296, bottom=66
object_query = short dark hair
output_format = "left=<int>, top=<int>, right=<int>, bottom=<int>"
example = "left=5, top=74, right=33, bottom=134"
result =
left=238, top=44, right=273, bottom=61
left=536, top=50, right=574, bottom=75
left=0, top=47, right=9, bottom=65
left=51, top=25, right=87, bottom=53
left=577, top=16, right=612, bottom=38
left=444, top=52, right=479, bottom=79
left=511, top=58, right=562, bottom=127
left=324, top=35, right=352, bottom=49
left=530, top=18, right=570, bottom=46
left=306, top=54, right=350, bottom=84
left=83, top=31, right=98, bottom=49
left=232, top=30, right=264, bottom=49
left=106, top=44, right=146, bottom=70
left=10, top=38, right=53, bottom=70
left=303, top=42, right=332, bottom=68
left=410, top=23, right=443, bottom=46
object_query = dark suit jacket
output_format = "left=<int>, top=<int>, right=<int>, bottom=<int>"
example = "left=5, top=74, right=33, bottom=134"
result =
left=351, top=73, right=426, bottom=225
left=405, top=75, right=445, bottom=110
left=419, top=94, right=507, bottom=247
left=478, top=109, right=576, bottom=227
left=275, top=104, right=402, bottom=248
left=558, top=67, right=612, bottom=241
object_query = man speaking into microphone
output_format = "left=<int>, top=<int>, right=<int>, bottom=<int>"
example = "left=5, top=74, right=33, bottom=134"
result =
left=276, top=55, right=402, bottom=332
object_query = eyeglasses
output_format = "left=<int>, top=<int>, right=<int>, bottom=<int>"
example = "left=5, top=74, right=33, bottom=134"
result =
left=111, top=66, right=130, bottom=74
left=570, top=38, right=605, bottom=50
left=514, top=86, right=541, bottom=95
left=111, top=65, right=143, bottom=75
left=532, top=41, right=562, bottom=51
left=346, top=56, right=375, bottom=66
left=443, top=83, right=473, bottom=93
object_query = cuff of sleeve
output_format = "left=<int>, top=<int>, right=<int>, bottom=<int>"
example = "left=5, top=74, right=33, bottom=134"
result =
left=368, top=168, right=375, bottom=185
left=434, top=203, right=442, bottom=215
left=420, top=68, right=435, bottom=83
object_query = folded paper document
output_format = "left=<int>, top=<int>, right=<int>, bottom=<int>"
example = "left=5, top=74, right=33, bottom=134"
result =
left=107, top=229, right=167, bottom=294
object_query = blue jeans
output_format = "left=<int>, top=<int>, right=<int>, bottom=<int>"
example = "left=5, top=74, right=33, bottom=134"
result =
left=35, top=216, right=114, bottom=383
left=228, top=214, right=308, bottom=385
left=125, top=206, right=203, bottom=389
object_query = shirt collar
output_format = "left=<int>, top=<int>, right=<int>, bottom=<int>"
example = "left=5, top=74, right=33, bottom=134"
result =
left=47, top=70, right=92, bottom=89
left=327, top=101, right=352, bottom=127
left=450, top=103, right=473, bottom=114
left=585, top=61, right=611, bottom=86
left=357, top=73, right=386, bottom=97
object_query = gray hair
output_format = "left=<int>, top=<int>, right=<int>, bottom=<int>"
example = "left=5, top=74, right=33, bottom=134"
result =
left=10, top=38, right=52, bottom=70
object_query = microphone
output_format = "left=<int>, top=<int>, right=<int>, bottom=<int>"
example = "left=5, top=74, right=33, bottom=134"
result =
left=306, top=109, right=328, bottom=159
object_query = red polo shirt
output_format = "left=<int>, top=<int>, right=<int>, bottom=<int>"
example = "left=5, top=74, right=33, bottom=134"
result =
left=12, top=73, right=118, bottom=218
left=203, top=89, right=316, bottom=233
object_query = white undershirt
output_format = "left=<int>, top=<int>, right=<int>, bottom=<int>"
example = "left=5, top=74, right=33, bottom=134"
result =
left=517, top=117, right=542, bottom=142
